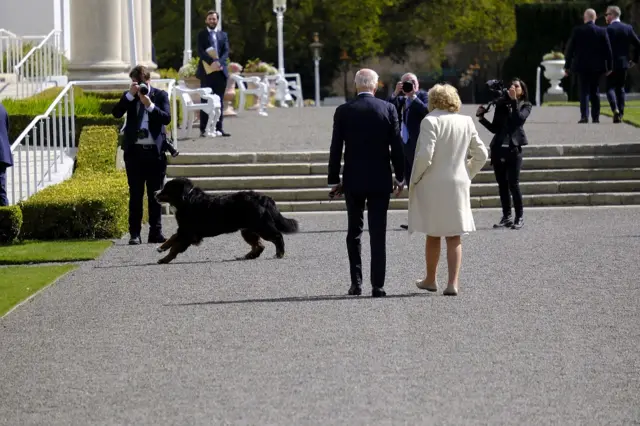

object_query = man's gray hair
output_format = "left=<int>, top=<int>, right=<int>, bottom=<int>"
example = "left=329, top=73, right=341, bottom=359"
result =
left=585, top=8, right=597, bottom=20
left=607, top=5, right=621, bottom=18
left=401, top=72, right=417, bottom=82
left=354, top=68, right=379, bottom=92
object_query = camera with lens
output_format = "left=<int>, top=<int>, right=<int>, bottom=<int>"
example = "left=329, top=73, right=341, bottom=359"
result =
left=137, top=129, right=149, bottom=140
left=402, top=81, right=414, bottom=94
left=138, top=82, right=149, bottom=96
left=478, top=79, right=511, bottom=114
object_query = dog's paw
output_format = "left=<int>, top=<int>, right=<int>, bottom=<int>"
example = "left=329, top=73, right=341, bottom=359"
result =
left=156, top=247, right=164, bottom=253
left=275, top=252, right=285, bottom=259
left=157, top=257, right=170, bottom=264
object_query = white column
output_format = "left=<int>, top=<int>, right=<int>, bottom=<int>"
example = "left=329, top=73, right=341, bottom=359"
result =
left=62, top=0, right=71, bottom=58
left=121, top=0, right=131, bottom=68
left=67, top=0, right=129, bottom=80
left=216, top=0, right=222, bottom=30
left=139, top=0, right=158, bottom=73
left=183, top=0, right=192, bottom=65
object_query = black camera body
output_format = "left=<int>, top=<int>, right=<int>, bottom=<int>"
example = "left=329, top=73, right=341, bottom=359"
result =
left=486, top=79, right=510, bottom=104
left=402, top=81, right=414, bottom=94
left=138, top=82, right=149, bottom=96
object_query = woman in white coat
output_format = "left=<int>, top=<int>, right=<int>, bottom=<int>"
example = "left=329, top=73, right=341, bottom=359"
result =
left=408, top=84, right=488, bottom=296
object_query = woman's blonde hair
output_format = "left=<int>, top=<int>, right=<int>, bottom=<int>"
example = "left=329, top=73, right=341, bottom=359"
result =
left=427, top=83, right=461, bottom=113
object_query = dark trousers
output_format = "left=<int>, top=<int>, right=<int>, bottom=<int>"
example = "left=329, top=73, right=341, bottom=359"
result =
left=492, top=146, right=523, bottom=219
left=606, top=69, right=627, bottom=116
left=124, top=146, right=167, bottom=237
left=344, top=191, right=390, bottom=289
left=0, top=165, right=7, bottom=206
left=578, top=72, right=602, bottom=120
left=199, top=71, right=227, bottom=133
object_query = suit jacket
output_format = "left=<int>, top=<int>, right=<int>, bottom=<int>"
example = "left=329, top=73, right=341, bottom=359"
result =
left=111, top=87, right=171, bottom=154
left=0, top=103, right=13, bottom=168
left=328, top=93, right=405, bottom=194
left=606, top=21, right=640, bottom=70
left=565, top=21, right=613, bottom=74
left=479, top=99, right=532, bottom=151
left=388, top=89, right=429, bottom=160
left=196, top=28, right=229, bottom=80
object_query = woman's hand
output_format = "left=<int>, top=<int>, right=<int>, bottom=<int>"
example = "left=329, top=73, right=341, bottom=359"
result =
left=508, top=87, right=517, bottom=100
left=476, top=106, right=486, bottom=117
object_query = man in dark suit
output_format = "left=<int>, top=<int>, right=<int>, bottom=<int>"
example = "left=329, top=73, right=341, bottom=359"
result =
left=0, top=102, right=13, bottom=206
left=604, top=5, right=640, bottom=123
left=328, top=68, right=405, bottom=298
left=564, top=8, right=613, bottom=123
left=196, top=10, right=230, bottom=137
left=112, top=65, right=171, bottom=245
left=387, top=72, right=429, bottom=230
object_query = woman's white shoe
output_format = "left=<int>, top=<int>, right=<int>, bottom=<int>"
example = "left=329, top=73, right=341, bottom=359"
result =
left=415, top=279, right=438, bottom=292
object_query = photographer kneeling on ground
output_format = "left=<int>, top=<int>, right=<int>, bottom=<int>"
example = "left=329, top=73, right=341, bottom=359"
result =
left=476, top=78, right=532, bottom=230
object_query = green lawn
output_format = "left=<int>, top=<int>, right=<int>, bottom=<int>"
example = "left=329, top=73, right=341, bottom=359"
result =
left=0, top=240, right=112, bottom=265
left=544, top=100, right=640, bottom=127
left=0, top=265, right=77, bottom=317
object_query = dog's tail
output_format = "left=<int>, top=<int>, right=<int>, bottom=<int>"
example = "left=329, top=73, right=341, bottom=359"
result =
left=267, top=199, right=299, bottom=234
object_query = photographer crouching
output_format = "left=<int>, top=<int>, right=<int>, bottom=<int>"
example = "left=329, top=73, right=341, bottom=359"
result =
left=476, top=78, right=532, bottom=230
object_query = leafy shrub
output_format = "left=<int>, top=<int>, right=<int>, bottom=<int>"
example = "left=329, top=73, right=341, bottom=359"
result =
left=0, top=206, right=23, bottom=244
left=19, top=126, right=129, bottom=240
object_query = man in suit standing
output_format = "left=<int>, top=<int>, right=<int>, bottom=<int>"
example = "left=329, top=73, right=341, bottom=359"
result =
left=604, top=5, right=640, bottom=123
left=387, top=72, right=429, bottom=230
left=196, top=10, right=231, bottom=137
left=112, top=65, right=171, bottom=245
left=328, top=68, right=405, bottom=298
left=0, top=102, right=13, bottom=206
left=564, top=8, right=613, bottom=123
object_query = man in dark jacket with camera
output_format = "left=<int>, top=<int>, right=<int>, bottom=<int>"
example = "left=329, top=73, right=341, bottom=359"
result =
left=387, top=72, right=429, bottom=229
left=112, top=65, right=171, bottom=245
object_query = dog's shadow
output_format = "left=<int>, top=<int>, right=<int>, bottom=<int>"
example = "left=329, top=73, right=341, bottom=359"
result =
left=93, top=256, right=281, bottom=269
left=166, top=292, right=431, bottom=307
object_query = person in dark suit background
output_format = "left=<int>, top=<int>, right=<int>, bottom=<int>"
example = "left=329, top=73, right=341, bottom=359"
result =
left=387, top=72, right=429, bottom=230
left=0, top=102, right=13, bottom=206
left=196, top=10, right=231, bottom=137
left=112, top=65, right=171, bottom=245
left=604, top=5, right=640, bottom=123
left=564, top=8, right=613, bottom=123
left=328, top=68, right=405, bottom=298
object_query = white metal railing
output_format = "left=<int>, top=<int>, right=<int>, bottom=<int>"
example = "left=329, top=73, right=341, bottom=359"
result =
left=6, top=79, right=178, bottom=206
left=13, top=30, right=62, bottom=98
left=0, top=29, right=47, bottom=76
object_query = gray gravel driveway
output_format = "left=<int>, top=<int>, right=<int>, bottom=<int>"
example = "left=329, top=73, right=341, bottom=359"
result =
left=1, top=207, right=639, bottom=425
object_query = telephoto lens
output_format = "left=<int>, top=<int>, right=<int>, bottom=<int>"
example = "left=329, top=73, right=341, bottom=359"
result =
left=402, top=81, right=414, bottom=93
left=138, top=82, right=149, bottom=95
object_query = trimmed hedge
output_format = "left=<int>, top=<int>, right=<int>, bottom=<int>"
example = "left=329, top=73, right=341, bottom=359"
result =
left=19, top=126, right=130, bottom=240
left=0, top=206, right=23, bottom=244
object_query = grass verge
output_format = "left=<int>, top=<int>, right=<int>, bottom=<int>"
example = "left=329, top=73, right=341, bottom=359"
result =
left=0, top=265, right=77, bottom=317
left=0, top=240, right=112, bottom=265
left=543, top=100, right=640, bottom=127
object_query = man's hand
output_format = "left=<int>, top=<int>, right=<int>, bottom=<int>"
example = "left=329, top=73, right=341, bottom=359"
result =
left=394, top=81, right=403, bottom=96
left=476, top=106, right=487, bottom=117
left=139, top=93, right=152, bottom=108
left=129, top=82, right=139, bottom=97
left=508, top=87, right=517, bottom=100
left=210, top=61, right=221, bottom=71
left=605, top=70, right=612, bottom=76
left=393, top=179, right=405, bottom=197
left=629, top=60, right=635, bottom=69
left=564, top=68, right=569, bottom=77
left=329, top=183, right=343, bottom=199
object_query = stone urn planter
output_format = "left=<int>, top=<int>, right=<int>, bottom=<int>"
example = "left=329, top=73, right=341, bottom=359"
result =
left=541, top=59, right=566, bottom=96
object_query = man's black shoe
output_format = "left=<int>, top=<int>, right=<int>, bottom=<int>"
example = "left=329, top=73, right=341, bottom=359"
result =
left=148, top=233, right=167, bottom=244
left=348, top=285, right=362, bottom=296
left=613, top=111, right=621, bottom=123
left=578, top=118, right=588, bottom=124
left=511, top=217, right=524, bottom=230
left=592, top=118, right=599, bottom=123
left=400, top=224, right=408, bottom=230
left=129, top=235, right=142, bottom=245
left=219, top=131, right=231, bottom=137
left=493, top=216, right=513, bottom=229
left=372, top=287, right=386, bottom=298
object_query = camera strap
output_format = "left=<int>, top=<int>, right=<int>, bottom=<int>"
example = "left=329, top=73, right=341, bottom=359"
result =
left=136, top=101, right=146, bottom=129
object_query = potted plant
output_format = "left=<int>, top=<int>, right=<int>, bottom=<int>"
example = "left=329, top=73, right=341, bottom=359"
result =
left=541, top=51, right=566, bottom=96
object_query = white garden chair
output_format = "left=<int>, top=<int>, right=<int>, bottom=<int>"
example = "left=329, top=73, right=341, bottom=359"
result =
left=231, top=74, right=269, bottom=116
left=283, top=73, right=304, bottom=107
left=175, top=81, right=222, bottom=138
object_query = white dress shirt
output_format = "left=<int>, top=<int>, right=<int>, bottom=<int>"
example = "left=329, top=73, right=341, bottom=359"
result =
left=125, top=87, right=156, bottom=145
